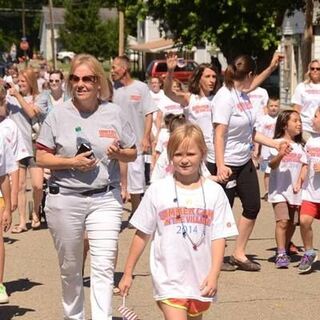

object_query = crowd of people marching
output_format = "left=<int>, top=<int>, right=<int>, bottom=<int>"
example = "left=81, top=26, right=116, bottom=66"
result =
left=0, top=52, right=319, bottom=320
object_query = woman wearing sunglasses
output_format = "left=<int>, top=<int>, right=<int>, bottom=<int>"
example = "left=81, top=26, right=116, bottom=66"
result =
left=36, top=54, right=137, bottom=320
left=292, top=59, right=320, bottom=138
left=46, top=70, right=68, bottom=110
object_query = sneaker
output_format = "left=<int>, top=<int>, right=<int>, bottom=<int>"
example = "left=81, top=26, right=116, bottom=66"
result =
left=298, top=253, right=317, bottom=274
left=0, top=284, right=9, bottom=304
left=275, top=253, right=290, bottom=269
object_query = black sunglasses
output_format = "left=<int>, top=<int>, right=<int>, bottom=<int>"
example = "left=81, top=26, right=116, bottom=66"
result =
left=310, top=67, right=320, bottom=71
left=49, top=79, right=61, bottom=83
left=69, top=74, right=98, bottom=84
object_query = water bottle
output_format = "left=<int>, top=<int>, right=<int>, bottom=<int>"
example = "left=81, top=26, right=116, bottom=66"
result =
left=75, top=126, right=95, bottom=159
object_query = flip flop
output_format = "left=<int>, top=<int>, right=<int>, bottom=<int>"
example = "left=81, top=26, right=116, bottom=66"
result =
left=31, top=219, right=41, bottom=230
left=11, top=225, right=28, bottom=234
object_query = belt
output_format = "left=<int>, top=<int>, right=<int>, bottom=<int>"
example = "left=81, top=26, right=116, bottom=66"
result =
left=80, top=185, right=115, bottom=196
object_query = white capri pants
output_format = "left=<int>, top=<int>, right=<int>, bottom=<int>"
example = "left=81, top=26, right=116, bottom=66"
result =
left=45, top=188, right=123, bottom=320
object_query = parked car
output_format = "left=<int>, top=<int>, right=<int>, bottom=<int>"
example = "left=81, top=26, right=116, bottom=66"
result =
left=57, top=51, right=76, bottom=63
left=146, top=59, right=198, bottom=83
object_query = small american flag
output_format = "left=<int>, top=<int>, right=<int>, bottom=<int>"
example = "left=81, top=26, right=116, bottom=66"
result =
left=118, top=296, right=139, bottom=320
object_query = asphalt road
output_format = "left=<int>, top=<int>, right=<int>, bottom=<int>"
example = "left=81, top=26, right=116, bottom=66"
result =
left=1, top=174, right=320, bottom=320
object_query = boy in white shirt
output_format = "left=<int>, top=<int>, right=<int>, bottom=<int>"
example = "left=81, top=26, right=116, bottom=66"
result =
left=254, top=97, right=280, bottom=200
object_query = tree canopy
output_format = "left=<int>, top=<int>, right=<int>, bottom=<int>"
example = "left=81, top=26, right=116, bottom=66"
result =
left=145, top=0, right=306, bottom=68
left=59, top=0, right=119, bottom=59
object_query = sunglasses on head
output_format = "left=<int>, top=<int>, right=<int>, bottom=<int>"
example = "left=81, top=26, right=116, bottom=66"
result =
left=69, top=74, right=97, bottom=84
left=49, top=79, right=61, bottom=83
left=310, top=67, right=320, bottom=71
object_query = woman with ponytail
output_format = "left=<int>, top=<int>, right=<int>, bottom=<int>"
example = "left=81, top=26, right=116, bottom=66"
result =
left=211, top=53, right=287, bottom=271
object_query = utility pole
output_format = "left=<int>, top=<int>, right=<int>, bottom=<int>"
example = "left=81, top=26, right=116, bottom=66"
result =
left=118, top=9, right=124, bottom=56
left=48, top=0, right=57, bottom=69
left=301, top=0, right=313, bottom=75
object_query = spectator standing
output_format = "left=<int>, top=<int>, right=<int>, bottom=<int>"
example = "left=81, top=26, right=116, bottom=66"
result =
left=6, top=68, right=48, bottom=233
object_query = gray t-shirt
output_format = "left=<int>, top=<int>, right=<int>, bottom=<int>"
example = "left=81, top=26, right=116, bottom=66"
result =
left=37, top=99, right=136, bottom=191
left=6, top=93, right=49, bottom=157
left=113, top=80, right=157, bottom=153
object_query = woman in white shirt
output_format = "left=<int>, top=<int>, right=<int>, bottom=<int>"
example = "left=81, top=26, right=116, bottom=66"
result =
left=292, top=59, right=320, bottom=136
left=212, top=53, right=284, bottom=271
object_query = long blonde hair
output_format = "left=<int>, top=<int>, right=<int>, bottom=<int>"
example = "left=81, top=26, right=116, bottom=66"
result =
left=19, top=68, right=39, bottom=96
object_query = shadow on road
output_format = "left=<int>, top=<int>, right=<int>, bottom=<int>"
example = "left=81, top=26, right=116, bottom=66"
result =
left=0, top=305, right=35, bottom=320
left=3, top=237, right=19, bottom=245
left=5, top=278, right=42, bottom=295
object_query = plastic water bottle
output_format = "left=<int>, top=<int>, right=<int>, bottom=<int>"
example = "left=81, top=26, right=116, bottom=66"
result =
left=75, top=126, right=95, bottom=159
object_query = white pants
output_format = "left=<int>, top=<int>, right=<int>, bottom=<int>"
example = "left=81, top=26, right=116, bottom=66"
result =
left=127, top=154, right=146, bottom=194
left=45, top=189, right=123, bottom=320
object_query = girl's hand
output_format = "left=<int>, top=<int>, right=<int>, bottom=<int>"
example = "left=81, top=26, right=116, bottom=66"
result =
left=293, top=181, right=302, bottom=194
left=270, top=52, right=284, bottom=70
left=2, top=209, right=12, bottom=232
left=277, top=141, right=292, bottom=157
left=166, top=52, right=177, bottom=72
left=118, top=273, right=133, bottom=297
left=200, top=275, right=218, bottom=297
left=217, top=165, right=232, bottom=183
left=314, top=163, right=320, bottom=173
left=8, top=86, right=19, bottom=98
left=121, top=186, right=129, bottom=203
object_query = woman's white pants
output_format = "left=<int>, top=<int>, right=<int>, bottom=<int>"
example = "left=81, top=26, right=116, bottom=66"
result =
left=45, top=189, right=123, bottom=320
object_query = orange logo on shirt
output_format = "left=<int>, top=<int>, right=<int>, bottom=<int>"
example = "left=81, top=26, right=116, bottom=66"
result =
left=192, top=105, right=210, bottom=114
left=98, top=129, right=118, bottom=139
left=130, top=94, right=141, bottom=102
left=159, top=207, right=213, bottom=226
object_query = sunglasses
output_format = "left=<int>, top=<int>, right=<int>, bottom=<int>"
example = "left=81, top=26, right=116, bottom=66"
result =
left=310, top=67, right=320, bottom=71
left=69, top=74, right=97, bottom=84
left=49, top=79, right=61, bottom=83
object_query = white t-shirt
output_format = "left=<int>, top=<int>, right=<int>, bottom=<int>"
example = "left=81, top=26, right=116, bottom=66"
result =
left=155, top=128, right=170, bottom=154
left=185, top=94, right=215, bottom=163
left=151, top=149, right=211, bottom=183
left=268, top=140, right=307, bottom=205
left=302, top=135, right=320, bottom=203
left=130, top=176, right=238, bottom=302
left=150, top=90, right=165, bottom=137
left=291, top=82, right=320, bottom=133
left=6, top=93, right=49, bottom=156
left=113, top=80, right=157, bottom=153
left=255, top=114, right=277, bottom=160
left=247, top=87, right=269, bottom=120
left=0, top=133, right=17, bottom=177
left=0, top=118, right=29, bottom=161
left=213, top=86, right=258, bottom=166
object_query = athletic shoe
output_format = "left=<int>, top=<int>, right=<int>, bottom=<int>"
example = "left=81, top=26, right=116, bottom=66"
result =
left=0, top=284, right=9, bottom=304
left=298, top=253, right=317, bottom=274
left=275, top=253, right=290, bottom=269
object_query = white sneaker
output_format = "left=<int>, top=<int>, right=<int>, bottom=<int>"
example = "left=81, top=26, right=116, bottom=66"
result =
left=0, top=283, right=9, bottom=304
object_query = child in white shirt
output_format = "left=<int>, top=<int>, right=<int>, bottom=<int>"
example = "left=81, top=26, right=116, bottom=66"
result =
left=254, top=97, right=280, bottom=200
left=268, top=110, right=307, bottom=269
left=297, top=106, right=320, bottom=273
left=119, top=123, right=238, bottom=319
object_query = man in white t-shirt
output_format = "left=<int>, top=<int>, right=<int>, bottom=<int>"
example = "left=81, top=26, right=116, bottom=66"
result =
left=112, top=55, right=158, bottom=216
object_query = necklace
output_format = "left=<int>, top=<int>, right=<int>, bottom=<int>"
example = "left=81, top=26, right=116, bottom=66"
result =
left=173, top=178, right=207, bottom=250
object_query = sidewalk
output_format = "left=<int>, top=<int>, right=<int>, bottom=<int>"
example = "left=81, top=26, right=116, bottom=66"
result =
left=1, top=177, right=320, bottom=319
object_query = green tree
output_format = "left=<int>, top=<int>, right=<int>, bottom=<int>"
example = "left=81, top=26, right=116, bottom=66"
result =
left=59, top=0, right=118, bottom=59
left=145, top=0, right=306, bottom=68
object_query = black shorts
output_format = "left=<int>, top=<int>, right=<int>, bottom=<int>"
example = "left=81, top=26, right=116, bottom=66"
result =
left=19, top=156, right=37, bottom=169
left=206, top=160, right=260, bottom=220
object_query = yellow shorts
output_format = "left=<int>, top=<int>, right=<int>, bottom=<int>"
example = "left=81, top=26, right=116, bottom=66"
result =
left=161, top=298, right=211, bottom=317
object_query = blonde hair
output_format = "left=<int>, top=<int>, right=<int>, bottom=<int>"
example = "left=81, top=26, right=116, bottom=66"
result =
left=66, top=54, right=110, bottom=101
left=167, top=123, right=207, bottom=161
left=304, top=59, right=320, bottom=83
left=19, top=68, right=39, bottom=96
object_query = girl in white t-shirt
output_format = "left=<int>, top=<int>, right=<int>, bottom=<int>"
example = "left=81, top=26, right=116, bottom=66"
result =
left=119, top=123, right=238, bottom=320
left=268, top=110, right=307, bottom=269
left=297, top=107, right=320, bottom=273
